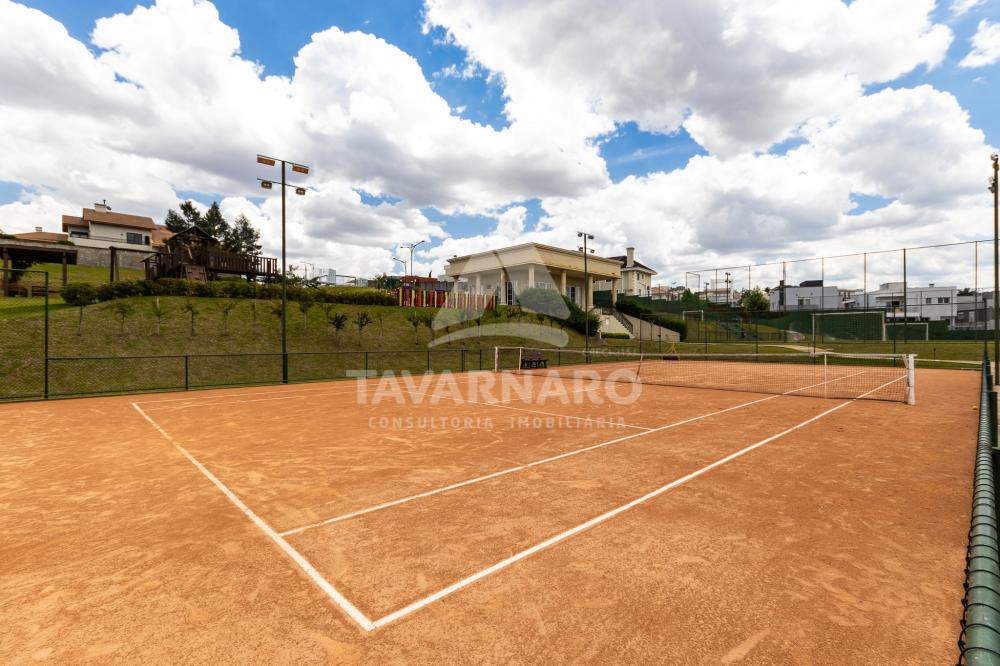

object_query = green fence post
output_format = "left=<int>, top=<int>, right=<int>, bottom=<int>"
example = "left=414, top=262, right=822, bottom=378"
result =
left=184, top=355, right=189, bottom=390
left=43, top=272, right=49, bottom=399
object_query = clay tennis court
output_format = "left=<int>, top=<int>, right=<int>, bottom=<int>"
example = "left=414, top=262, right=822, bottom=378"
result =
left=0, top=359, right=978, bottom=663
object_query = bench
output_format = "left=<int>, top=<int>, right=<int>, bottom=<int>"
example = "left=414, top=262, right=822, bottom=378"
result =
left=520, top=350, right=548, bottom=370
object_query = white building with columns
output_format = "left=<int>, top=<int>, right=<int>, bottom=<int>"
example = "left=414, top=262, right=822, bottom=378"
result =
left=443, top=242, right=623, bottom=309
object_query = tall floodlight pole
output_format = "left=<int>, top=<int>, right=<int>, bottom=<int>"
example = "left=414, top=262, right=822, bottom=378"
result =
left=391, top=256, right=406, bottom=275
left=991, top=153, right=999, bottom=381
left=400, top=240, right=427, bottom=276
left=257, top=154, right=310, bottom=384
left=578, top=231, right=595, bottom=354
left=724, top=271, right=732, bottom=307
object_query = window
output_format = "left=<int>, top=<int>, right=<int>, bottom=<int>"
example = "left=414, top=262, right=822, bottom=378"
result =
left=144, top=236, right=151, bottom=245
left=938, top=297, right=950, bottom=304
left=126, top=232, right=143, bottom=245
left=925, top=298, right=932, bottom=304
left=534, top=282, right=551, bottom=290
left=567, top=285, right=578, bottom=305
left=69, top=230, right=88, bottom=239
left=798, top=297, right=813, bottom=306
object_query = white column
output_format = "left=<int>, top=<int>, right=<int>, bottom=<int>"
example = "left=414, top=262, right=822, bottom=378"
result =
left=587, top=276, right=594, bottom=311
left=611, top=278, right=618, bottom=305
left=527, top=264, right=535, bottom=290
left=561, top=270, right=567, bottom=295
left=475, top=273, right=481, bottom=295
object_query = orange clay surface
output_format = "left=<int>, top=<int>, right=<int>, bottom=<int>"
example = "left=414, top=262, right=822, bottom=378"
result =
left=0, top=367, right=978, bottom=664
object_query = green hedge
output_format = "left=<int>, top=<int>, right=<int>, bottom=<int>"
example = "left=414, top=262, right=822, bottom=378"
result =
left=62, top=278, right=395, bottom=306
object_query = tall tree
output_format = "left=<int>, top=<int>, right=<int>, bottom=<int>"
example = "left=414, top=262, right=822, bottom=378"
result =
left=201, top=202, right=230, bottom=240
left=178, top=200, right=202, bottom=227
left=164, top=209, right=187, bottom=233
left=222, top=214, right=262, bottom=255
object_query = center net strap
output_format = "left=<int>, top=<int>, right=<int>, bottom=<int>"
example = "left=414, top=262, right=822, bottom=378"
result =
left=495, top=347, right=914, bottom=403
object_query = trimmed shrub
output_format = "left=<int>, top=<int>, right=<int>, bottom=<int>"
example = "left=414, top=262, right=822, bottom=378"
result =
left=616, top=296, right=688, bottom=341
left=61, top=282, right=99, bottom=306
left=601, top=332, right=630, bottom=340
left=58, top=278, right=396, bottom=307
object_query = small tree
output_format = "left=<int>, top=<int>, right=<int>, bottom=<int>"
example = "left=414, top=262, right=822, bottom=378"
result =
left=218, top=299, right=238, bottom=334
left=353, top=311, right=374, bottom=345
left=61, top=283, right=98, bottom=336
left=183, top=300, right=200, bottom=336
left=111, top=301, right=134, bottom=335
left=150, top=297, right=166, bottom=335
left=406, top=311, right=422, bottom=343
left=419, top=311, right=435, bottom=341
left=328, top=311, right=348, bottom=344
left=738, top=287, right=769, bottom=313
left=297, top=294, right=315, bottom=330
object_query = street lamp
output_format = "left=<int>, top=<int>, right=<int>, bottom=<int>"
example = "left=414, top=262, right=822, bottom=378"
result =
left=399, top=240, right=427, bottom=276
left=577, top=231, right=595, bottom=355
left=391, top=256, right=406, bottom=274
left=991, top=152, right=999, bottom=380
left=256, top=153, right=309, bottom=384
left=724, top=271, right=732, bottom=307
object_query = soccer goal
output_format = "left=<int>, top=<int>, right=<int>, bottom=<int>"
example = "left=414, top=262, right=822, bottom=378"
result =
left=811, top=311, right=886, bottom=341
left=886, top=321, right=930, bottom=341
left=682, top=310, right=705, bottom=321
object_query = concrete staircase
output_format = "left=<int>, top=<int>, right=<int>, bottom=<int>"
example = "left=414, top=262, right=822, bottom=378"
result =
left=597, top=310, right=633, bottom=338
left=617, top=312, right=681, bottom=342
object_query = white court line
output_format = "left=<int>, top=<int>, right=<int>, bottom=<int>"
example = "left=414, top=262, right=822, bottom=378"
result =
left=130, top=402, right=376, bottom=632
left=448, top=396, right=653, bottom=431
left=278, top=370, right=868, bottom=538
left=367, top=373, right=906, bottom=630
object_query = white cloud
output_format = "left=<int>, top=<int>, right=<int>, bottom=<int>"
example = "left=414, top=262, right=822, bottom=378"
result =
left=950, top=0, right=984, bottom=18
left=424, top=0, right=952, bottom=156
left=960, top=19, right=1000, bottom=68
left=0, top=0, right=992, bottom=284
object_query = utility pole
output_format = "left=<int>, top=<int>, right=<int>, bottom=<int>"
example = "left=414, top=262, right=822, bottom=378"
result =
left=578, top=231, right=595, bottom=354
left=991, top=152, right=999, bottom=380
left=257, top=154, right=310, bottom=384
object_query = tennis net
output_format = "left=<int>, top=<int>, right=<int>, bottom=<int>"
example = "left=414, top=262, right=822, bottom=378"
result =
left=494, top=347, right=916, bottom=404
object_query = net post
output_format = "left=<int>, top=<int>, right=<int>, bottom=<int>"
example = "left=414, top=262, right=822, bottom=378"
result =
left=823, top=352, right=828, bottom=400
left=517, top=347, right=523, bottom=371
left=493, top=346, right=500, bottom=373
left=905, top=354, right=916, bottom=405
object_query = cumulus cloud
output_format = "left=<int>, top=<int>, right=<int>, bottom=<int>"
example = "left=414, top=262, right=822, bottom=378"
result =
left=424, top=0, right=952, bottom=156
left=950, top=0, right=984, bottom=18
left=0, top=0, right=992, bottom=283
left=960, top=19, right=1000, bottom=68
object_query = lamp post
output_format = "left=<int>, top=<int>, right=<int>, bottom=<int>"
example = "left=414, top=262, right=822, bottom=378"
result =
left=256, top=153, right=309, bottom=384
left=724, top=271, right=732, bottom=307
left=400, top=240, right=427, bottom=276
left=391, top=256, right=406, bottom=275
left=578, top=231, right=595, bottom=354
left=991, top=152, right=999, bottom=380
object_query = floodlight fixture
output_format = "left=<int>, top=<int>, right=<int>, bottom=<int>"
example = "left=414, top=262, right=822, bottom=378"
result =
left=295, top=187, right=306, bottom=196
left=291, top=163, right=310, bottom=175
left=260, top=180, right=273, bottom=189
left=257, top=155, right=276, bottom=166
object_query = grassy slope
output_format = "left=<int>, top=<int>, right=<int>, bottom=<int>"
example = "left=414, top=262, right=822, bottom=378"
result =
left=0, top=295, right=598, bottom=398
left=26, top=262, right=145, bottom=285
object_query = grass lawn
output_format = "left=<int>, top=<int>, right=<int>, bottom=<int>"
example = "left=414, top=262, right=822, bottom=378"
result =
left=27, top=262, right=145, bottom=285
left=0, top=295, right=599, bottom=399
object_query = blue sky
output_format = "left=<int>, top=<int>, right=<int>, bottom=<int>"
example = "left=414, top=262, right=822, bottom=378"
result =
left=3, top=1, right=999, bottom=281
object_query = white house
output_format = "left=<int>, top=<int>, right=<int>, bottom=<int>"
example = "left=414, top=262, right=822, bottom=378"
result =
left=862, top=282, right=957, bottom=323
left=768, top=280, right=841, bottom=311
left=595, top=247, right=657, bottom=297
left=61, top=201, right=173, bottom=251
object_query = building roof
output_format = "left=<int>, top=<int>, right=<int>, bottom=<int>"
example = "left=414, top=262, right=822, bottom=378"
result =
left=13, top=231, right=69, bottom=243
left=606, top=255, right=657, bottom=274
left=447, top=241, right=621, bottom=266
left=61, top=208, right=157, bottom=232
